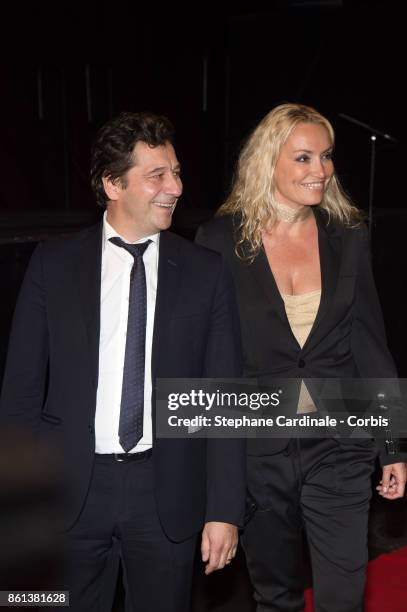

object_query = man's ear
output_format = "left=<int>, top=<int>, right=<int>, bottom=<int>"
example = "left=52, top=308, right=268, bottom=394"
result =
left=102, top=176, right=123, bottom=202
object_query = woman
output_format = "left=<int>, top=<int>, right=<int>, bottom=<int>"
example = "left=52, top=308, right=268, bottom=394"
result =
left=196, top=104, right=406, bottom=612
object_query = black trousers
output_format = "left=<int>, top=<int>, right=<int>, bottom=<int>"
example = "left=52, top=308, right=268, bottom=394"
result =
left=242, top=438, right=377, bottom=612
left=50, top=453, right=197, bottom=612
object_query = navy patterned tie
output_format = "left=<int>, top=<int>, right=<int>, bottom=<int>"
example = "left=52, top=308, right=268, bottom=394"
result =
left=109, top=237, right=151, bottom=452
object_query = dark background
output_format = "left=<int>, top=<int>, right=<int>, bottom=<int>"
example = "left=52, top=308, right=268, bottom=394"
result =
left=1, top=1, right=406, bottom=609
left=1, top=0, right=405, bottom=376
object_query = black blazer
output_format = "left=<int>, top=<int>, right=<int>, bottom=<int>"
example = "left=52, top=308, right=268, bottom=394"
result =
left=196, top=208, right=405, bottom=464
left=0, top=223, right=246, bottom=539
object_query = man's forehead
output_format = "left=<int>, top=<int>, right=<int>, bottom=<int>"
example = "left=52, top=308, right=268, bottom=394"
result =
left=132, top=141, right=179, bottom=168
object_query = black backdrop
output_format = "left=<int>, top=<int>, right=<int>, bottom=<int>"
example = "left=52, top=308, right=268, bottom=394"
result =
left=1, top=2, right=407, bottom=610
left=1, top=0, right=405, bottom=375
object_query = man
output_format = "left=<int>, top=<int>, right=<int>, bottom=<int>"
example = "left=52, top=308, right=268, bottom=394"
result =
left=0, top=112, right=246, bottom=611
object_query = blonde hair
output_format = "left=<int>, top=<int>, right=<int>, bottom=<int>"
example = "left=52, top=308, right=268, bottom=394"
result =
left=218, top=103, right=363, bottom=260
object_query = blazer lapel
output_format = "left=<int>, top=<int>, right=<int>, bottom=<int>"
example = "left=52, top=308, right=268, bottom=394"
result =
left=250, top=208, right=343, bottom=352
left=250, top=247, right=291, bottom=330
left=151, top=231, right=182, bottom=378
left=303, top=208, right=342, bottom=350
left=74, top=222, right=102, bottom=388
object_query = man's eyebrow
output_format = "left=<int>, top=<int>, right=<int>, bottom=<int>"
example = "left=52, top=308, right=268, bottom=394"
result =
left=145, top=164, right=181, bottom=174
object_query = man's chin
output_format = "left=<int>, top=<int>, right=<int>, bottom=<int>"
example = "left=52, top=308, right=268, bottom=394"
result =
left=154, top=211, right=175, bottom=231
left=160, top=220, right=173, bottom=231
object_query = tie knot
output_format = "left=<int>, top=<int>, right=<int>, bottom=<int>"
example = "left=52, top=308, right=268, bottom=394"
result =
left=109, top=237, right=151, bottom=259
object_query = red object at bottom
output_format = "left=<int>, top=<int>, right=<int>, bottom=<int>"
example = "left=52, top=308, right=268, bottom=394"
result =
left=304, top=546, right=407, bottom=612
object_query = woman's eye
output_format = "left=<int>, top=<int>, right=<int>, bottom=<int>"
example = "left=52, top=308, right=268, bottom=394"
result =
left=322, top=152, right=333, bottom=161
left=296, top=155, right=310, bottom=163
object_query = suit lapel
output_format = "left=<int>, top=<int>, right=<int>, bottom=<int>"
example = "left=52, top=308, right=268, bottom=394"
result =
left=151, top=231, right=182, bottom=377
left=250, top=207, right=343, bottom=352
left=303, top=208, right=342, bottom=350
left=250, top=247, right=293, bottom=331
left=73, top=222, right=102, bottom=388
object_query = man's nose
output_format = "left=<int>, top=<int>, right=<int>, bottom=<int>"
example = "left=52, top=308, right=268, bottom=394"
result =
left=164, top=172, right=183, bottom=196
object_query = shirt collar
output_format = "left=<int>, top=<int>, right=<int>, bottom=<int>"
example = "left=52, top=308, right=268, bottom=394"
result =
left=102, top=211, right=160, bottom=252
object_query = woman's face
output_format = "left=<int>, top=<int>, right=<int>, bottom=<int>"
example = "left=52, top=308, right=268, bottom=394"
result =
left=273, top=122, right=334, bottom=209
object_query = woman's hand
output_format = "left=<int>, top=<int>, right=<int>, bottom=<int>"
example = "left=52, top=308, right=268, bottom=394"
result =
left=376, top=462, right=407, bottom=499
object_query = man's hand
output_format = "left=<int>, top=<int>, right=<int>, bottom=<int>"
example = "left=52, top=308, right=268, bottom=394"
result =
left=376, top=462, right=407, bottom=499
left=201, top=521, right=238, bottom=575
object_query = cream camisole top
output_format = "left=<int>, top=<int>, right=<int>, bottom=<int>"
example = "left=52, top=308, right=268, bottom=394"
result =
left=281, top=289, right=321, bottom=414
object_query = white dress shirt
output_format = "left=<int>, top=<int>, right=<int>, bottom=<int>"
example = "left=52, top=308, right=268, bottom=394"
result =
left=95, top=212, right=159, bottom=453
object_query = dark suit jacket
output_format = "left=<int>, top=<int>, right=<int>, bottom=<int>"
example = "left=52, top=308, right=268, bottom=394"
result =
left=196, top=208, right=406, bottom=465
left=0, top=223, right=246, bottom=539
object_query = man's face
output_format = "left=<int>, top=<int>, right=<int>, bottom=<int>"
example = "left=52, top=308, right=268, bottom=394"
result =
left=105, top=141, right=182, bottom=239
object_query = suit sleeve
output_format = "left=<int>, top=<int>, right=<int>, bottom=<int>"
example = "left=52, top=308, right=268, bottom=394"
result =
left=196, top=234, right=246, bottom=527
left=351, top=226, right=407, bottom=465
left=0, top=243, right=49, bottom=432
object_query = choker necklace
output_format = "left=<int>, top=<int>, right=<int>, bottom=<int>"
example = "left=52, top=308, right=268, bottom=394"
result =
left=273, top=201, right=312, bottom=224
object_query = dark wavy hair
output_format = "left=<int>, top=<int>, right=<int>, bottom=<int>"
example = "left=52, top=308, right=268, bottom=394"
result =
left=90, top=111, right=175, bottom=207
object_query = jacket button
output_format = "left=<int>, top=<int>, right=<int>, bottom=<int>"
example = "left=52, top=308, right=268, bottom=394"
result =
left=88, top=425, right=94, bottom=434
left=298, top=359, right=305, bottom=368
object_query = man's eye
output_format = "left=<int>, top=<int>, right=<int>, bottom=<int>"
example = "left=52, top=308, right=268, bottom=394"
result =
left=150, top=173, right=163, bottom=179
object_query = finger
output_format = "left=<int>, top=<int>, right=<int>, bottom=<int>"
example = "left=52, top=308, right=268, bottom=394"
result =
left=381, top=467, right=392, bottom=494
left=397, top=482, right=406, bottom=497
left=381, top=482, right=404, bottom=499
left=392, top=479, right=405, bottom=498
left=205, top=561, right=221, bottom=574
left=218, top=547, right=230, bottom=570
left=382, top=490, right=402, bottom=500
left=386, top=467, right=407, bottom=498
left=201, top=533, right=210, bottom=563
left=205, top=549, right=222, bottom=575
